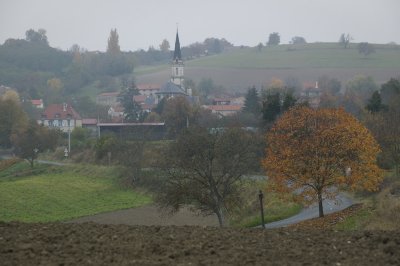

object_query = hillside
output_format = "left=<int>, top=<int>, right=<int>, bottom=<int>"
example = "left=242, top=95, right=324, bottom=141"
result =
left=136, top=43, right=400, bottom=91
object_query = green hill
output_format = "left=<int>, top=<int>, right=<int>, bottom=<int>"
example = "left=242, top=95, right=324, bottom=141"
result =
left=135, top=43, right=400, bottom=91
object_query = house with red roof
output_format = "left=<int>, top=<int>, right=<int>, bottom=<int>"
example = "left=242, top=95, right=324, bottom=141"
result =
left=204, top=105, right=242, bottom=117
left=30, top=99, right=44, bottom=109
left=136, top=83, right=161, bottom=96
left=96, top=92, right=120, bottom=106
left=38, top=103, right=82, bottom=132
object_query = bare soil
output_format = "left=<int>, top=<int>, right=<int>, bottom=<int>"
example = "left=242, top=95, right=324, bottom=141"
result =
left=1, top=221, right=399, bottom=265
left=69, top=205, right=219, bottom=227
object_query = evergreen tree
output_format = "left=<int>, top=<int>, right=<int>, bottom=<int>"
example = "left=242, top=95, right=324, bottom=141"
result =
left=366, top=91, right=387, bottom=113
left=282, top=92, right=297, bottom=112
left=107, top=28, right=121, bottom=55
left=243, top=86, right=261, bottom=116
left=262, top=93, right=281, bottom=122
left=118, top=86, right=145, bottom=122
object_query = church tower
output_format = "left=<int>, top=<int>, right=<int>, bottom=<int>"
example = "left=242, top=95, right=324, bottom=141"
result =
left=171, top=30, right=185, bottom=89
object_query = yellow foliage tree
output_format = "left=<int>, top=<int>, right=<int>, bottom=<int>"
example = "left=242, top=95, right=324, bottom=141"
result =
left=263, top=106, right=383, bottom=217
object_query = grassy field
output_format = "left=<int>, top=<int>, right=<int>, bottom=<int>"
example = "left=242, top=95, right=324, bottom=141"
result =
left=135, top=43, right=400, bottom=91
left=185, top=43, right=400, bottom=69
left=0, top=162, right=151, bottom=222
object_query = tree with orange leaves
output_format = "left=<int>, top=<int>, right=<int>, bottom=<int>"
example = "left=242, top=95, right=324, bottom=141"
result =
left=263, top=106, right=383, bottom=217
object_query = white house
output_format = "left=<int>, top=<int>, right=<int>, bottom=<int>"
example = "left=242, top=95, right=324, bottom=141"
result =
left=38, top=103, right=82, bottom=132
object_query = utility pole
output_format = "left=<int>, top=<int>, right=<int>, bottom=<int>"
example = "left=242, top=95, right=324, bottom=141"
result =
left=259, top=190, right=266, bottom=229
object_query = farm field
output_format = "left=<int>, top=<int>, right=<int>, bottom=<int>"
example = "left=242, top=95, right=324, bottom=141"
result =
left=1, top=222, right=399, bottom=265
left=135, top=43, right=400, bottom=91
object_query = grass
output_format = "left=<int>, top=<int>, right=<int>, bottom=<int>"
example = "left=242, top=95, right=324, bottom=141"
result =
left=229, top=180, right=302, bottom=228
left=134, top=64, right=169, bottom=75
left=0, top=162, right=152, bottom=222
left=334, top=205, right=374, bottom=230
left=185, top=43, right=400, bottom=70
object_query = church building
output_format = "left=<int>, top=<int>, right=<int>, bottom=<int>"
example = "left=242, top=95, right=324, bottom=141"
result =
left=156, top=30, right=193, bottom=102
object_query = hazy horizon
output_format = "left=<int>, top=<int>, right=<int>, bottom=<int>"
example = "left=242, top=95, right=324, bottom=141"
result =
left=1, top=0, right=399, bottom=52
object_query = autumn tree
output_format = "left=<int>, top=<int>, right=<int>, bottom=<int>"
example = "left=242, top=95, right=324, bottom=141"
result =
left=263, top=106, right=383, bottom=217
left=11, top=120, right=59, bottom=167
left=157, top=127, right=260, bottom=227
left=0, top=98, right=28, bottom=148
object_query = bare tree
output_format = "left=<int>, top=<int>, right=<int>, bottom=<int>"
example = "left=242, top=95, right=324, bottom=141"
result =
left=156, top=127, right=261, bottom=227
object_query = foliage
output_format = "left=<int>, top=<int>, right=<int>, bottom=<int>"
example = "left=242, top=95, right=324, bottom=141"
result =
left=263, top=106, right=383, bottom=217
left=159, top=39, right=170, bottom=52
left=318, top=76, right=341, bottom=96
left=107, top=28, right=121, bottom=55
left=0, top=163, right=151, bottom=222
left=339, top=33, right=352, bottom=48
left=157, top=127, right=260, bottom=227
left=358, top=42, right=375, bottom=57
left=267, top=32, right=280, bottom=46
left=161, top=96, right=192, bottom=137
left=70, top=127, right=92, bottom=150
left=118, top=86, right=145, bottom=122
left=380, top=78, right=400, bottom=105
left=11, top=120, right=60, bottom=167
left=364, top=106, right=400, bottom=177
left=0, top=98, right=28, bottom=148
left=346, top=75, right=377, bottom=100
left=243, top=86, right=261, bottom=116
left=262, top=93, right=281, bottom=123
left=25, top=29, right=49, bottom=46
left=291, top=36, right=306, bottom=45
left=366, top=91, right=387, bottom=113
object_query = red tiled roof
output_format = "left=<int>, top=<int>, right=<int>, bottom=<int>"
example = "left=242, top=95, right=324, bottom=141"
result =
left=205, top=105, right=242, bottom=111
left=82, top=118, right=97, bottom=125
left=98, top=92, right=120, bottom=97
left=31, top=99, right=43, bottom=105
left=133, top=95, right=146, bottom=103
left=213, top=98, right=231, bottom=102
left=136, top=84, right=161, bottom=90
left=41, top=104, right=81, bottom=120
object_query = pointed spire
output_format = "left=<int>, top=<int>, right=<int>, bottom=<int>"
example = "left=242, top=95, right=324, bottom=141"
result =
left=173, top=30, right=182, bottom=61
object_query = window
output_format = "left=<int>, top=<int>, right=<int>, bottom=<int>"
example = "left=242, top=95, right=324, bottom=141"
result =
left=176, top=67, right=179, bottom=75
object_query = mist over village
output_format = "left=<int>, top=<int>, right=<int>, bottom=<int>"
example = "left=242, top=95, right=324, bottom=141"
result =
left=0, top=0, right=399, bottom=265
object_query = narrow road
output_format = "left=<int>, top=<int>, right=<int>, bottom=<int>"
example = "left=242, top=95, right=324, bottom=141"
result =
left=265, top=193, right=354, bottom=228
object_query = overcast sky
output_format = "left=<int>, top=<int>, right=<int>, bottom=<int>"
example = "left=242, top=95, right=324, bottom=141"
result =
left=0, top=0, right=399, bottom=51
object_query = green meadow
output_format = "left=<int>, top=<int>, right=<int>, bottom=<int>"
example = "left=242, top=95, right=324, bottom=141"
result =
left=0, top=162, right=151, bottom=222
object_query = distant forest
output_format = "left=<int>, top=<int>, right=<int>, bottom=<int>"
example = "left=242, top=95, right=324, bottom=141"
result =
left=0, top=28, right=233, bottom=103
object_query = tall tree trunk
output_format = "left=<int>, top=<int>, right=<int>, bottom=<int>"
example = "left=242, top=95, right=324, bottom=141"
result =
left=318, top=192, right=324, bottom=218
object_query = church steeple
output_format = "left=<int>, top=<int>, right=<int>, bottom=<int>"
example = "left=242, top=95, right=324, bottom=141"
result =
left=171, top=29, right=185, bottom=91
left=173, top=30, right=182, bottom=61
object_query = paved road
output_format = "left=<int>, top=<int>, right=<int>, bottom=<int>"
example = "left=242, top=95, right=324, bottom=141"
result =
left=264, top=192, right=354, bottom=228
